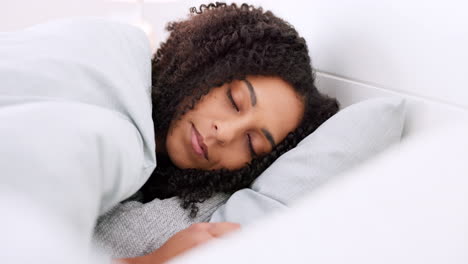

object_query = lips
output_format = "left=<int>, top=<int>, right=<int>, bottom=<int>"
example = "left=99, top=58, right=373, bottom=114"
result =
left=191, top=124, right=209, bottom=160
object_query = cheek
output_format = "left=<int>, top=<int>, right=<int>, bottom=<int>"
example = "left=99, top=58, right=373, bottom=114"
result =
left=166, top=118, right=184, bottom=148
left=165, top=125, right=178, bottom=151
left=165, top=125, right=181, bottom=161
left=215, top=144, right=251, bottom=170
left=196, top=97, right=225, bottom=117
left=165, top=118, right=192, bottom=169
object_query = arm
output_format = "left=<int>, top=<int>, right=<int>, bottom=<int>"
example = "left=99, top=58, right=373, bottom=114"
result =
left=94, top=193, right=230, bottom=258
left=115, top=223, right=241, bottom=264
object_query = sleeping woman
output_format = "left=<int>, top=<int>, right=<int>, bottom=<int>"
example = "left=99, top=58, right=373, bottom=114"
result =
left=117, top=2, right=338, bottom=263
left=141, top=2, right=338, bottom=216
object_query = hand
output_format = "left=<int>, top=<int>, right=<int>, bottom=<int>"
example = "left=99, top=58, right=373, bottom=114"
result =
left=118, top=222, right=240, bottom=264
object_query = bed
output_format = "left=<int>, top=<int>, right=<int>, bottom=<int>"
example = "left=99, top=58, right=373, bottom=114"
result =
left=154, top=0, right=468, bottom=263
left=167, top=73, right=468, bottom=263
left=1, top=0, right=467, bottom=263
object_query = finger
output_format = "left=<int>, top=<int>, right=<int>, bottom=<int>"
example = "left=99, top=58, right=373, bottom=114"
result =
left=207, top=222, right=241, bottom=238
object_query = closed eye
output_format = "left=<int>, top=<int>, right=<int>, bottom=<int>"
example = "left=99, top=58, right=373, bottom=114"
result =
left=227, top=86, right=256, bottom=158
left=227, top=86, right=239, bottom=112
left=247, top=133, right=257, bottom=158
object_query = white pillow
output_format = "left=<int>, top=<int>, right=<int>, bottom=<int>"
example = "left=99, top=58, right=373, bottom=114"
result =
left=211, top=97, right=406, bottom=224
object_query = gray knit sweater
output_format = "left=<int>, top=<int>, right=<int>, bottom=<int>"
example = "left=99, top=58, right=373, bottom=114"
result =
left=93, top=192, right=229, bottom=258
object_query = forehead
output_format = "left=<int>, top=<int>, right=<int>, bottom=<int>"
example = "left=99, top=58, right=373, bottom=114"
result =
left=246, top=76, right=304, bottom=144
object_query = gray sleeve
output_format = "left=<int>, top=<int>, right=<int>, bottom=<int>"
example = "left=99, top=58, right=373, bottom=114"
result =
left=93, top=193, right=230, bottom=258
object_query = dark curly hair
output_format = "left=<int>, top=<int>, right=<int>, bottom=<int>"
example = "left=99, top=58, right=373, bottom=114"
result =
left=140, top=2, right=339, bottom=217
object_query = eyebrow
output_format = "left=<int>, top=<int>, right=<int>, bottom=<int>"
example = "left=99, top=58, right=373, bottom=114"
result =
left=242, top=79, right=276, bottom=148
left=242, top=79, right=257, bottom=106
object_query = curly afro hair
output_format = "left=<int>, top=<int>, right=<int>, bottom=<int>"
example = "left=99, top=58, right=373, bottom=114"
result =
left=140, top=2, right=339, bottom=217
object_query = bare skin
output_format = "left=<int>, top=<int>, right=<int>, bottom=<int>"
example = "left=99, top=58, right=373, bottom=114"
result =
left=165, top=75, right=304, bottom=170
left=117, top=222, right=240, bottom=264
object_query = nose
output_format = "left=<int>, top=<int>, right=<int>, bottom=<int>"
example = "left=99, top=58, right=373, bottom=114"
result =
left=212, top=117, right=250, bottom=146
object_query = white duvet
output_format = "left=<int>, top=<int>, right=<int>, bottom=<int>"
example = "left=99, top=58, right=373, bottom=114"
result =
left=0, top=18, right=156, bottom=262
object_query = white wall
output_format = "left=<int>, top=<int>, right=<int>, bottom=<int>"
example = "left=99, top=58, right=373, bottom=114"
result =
left=247, top=0, right=468, bottom=109
left=2, top=0, right=467, bottom=109
left=0, top=0, right=112, bottom=32
left=145, top=0, right=468, bottom=109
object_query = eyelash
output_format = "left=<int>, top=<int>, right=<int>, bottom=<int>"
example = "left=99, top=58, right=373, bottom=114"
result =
left=227, top=87, right=239, bottom=112
left=227, top=87, right=256, bottom=157
left=247, top=133, right=257, bottom=157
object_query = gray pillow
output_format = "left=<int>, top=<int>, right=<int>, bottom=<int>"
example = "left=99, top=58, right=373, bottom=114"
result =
left=211, top=97, right=406, bottom=224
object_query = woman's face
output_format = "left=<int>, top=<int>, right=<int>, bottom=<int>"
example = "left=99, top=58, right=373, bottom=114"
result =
left=165, top=76, right=304, bottom=170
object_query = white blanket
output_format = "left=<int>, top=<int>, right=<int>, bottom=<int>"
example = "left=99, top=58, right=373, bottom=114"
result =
left=0, top=17, right=156, bottom=262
